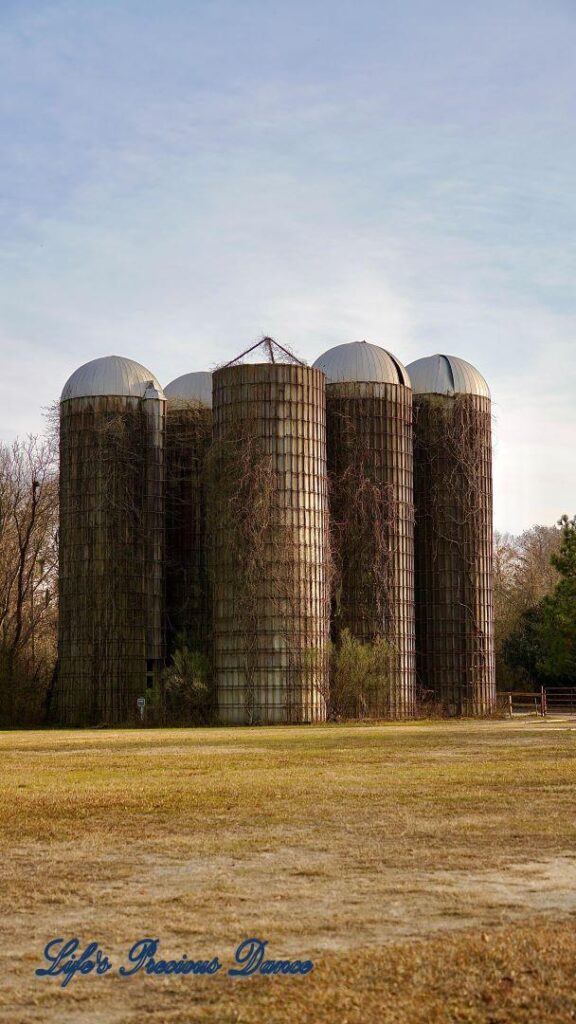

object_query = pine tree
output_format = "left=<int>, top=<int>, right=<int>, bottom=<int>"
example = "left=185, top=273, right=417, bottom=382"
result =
left=538, top=515, right=576, bottom=680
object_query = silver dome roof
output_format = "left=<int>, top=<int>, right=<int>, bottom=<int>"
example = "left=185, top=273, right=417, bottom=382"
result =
left=313, top=341, right=410, bottom=386
left=406, top=354, right=490, bottom=398
left=164, top=371, right=212, bottom=407
left=61, top=355, right=164, bottom=402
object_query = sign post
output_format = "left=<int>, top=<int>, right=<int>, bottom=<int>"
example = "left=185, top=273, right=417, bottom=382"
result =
left=137, top=696, right=146, bottom=723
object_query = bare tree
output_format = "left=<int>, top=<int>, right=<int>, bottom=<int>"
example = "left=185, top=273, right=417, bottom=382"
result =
left=494, top=524, right=561, bottom=689
left=0, top=436, right=58, bottom=724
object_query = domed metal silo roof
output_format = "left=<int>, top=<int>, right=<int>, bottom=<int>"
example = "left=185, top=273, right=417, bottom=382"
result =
left=406, top=354, right=490, bottom=398
left=313, top=341, right=410, bottom=386
left=61, top=355, right=164, bottom=402
left=164, top=371, right=212, bottom=407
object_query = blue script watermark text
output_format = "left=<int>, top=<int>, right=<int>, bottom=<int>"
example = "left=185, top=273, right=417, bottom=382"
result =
left=35, top=938, right=314, bottom=987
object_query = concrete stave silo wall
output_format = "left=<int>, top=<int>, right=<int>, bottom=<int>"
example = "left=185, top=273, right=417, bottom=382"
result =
left=325, top=381, right=415, bottom=718
left=56, top=390, right=165, bottom=724
left=165, top=400, right=213, bottom=656
left=210, top=363, right=329, bottom=724
left=412, top=392, right=495, bottom=715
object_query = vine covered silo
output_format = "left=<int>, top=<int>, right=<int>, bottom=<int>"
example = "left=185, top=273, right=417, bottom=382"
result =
left=210, top=338, right=329, bottom=725
left=164, top=372, right=212, bottom=657
left=313, top=341, right=415, bottom=718
left=55, top=355, right=165, bottom=725
left=406, top=354, right=495, bottom=716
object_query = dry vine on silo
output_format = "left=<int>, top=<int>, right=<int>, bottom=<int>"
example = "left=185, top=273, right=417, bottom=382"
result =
left=413, top=393, right=494, bottom=715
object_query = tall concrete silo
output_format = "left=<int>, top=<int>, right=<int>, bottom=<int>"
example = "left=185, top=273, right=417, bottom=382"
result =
left=210, top=339, right=329, bottom=724
left=164, top=372, right=212, bottom=657
left=55, top=355, right=165, bottom=725
left=313, top=341, right=415, bottom=718
left=406, top=354, right=495, bottom=716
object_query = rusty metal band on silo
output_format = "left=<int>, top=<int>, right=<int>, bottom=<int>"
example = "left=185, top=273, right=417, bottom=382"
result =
left=165, top=403, right=212, bottom=654
left=57, top=394, right=165, bottom=724
left=412, top=393, right=495, bottom=715
left=326, top=381, right=416, bottom=718
left=211, top=363, right=329, bottom=724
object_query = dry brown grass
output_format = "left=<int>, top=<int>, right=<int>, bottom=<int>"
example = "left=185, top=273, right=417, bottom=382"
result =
left=1, top=719, right=575, bottom=1022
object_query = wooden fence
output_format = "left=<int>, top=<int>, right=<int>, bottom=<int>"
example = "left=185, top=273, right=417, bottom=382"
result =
left=497, top=688, right=576, bottom=717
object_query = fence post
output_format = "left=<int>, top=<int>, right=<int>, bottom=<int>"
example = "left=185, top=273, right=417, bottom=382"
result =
left=541, top=686, right=547, bottom=717
left=508, top=693, right=513, bottom=719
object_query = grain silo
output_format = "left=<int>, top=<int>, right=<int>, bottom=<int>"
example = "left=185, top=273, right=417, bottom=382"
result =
left=406, top=354, right=495, bottom=716
left=210, top=338, right=329, bottom=724
left=55, top=355, right=165, bottom=725
left=164, top=372, right=212, bottom=657
left=313, top=341, right=415, bottom=719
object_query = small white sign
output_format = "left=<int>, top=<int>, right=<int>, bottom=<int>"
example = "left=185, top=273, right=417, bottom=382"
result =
left=137, top=697, right=146, bottom=708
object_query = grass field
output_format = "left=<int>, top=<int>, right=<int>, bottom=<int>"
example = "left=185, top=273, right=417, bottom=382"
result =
left=1, top=719, right=575, bottom=1023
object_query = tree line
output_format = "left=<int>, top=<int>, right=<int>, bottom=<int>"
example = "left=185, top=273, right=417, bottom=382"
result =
left=0, top=431, right=574, bottom=724
left=0, top=436, right=58, bottom=725
left=495, top=516, right=576, bottom=690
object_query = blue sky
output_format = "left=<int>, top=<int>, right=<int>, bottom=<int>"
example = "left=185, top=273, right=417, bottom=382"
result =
left=1, top=0, right=574, bottom=532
